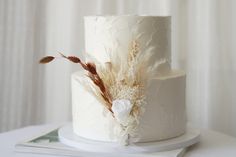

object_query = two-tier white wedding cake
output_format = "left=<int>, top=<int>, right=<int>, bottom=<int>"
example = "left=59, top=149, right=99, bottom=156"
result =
left=71, top=15, right=187, bottom=145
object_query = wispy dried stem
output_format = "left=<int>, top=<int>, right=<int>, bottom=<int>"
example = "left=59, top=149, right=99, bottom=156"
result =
left=128, top=40, right=139, bottom=63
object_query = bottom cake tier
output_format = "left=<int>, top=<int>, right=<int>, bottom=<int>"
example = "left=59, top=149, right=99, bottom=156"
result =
left=71, top=70, right=186, bottom=142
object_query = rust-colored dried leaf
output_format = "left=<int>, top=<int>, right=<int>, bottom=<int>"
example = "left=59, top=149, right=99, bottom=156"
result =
left=67, top=56, right=81, bottom=63
left=86, top=62, right=97, bottom=75
left=101, top=93, right=113, bottom=113
left=39, top=56, right=54, bottom=64
left=87, top=72, right=112, bottom=111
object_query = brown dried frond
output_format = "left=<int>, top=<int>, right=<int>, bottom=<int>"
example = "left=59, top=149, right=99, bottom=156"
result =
left=67, top=56, right=81, bottom=63
left=86, top=62, right=97, bottom=75
left=39, top=52, right=113, bottom=113
left=87, top=72, right=113, bottom=112
left=59, top=52, right=81, bottom=64
left=39, top=56, right=55, bottom=64
left=101, top=93, right=113, bottom=113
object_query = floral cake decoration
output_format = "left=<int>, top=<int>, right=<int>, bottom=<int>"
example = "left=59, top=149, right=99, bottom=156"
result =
left=40, top=40, right=166, bottom=145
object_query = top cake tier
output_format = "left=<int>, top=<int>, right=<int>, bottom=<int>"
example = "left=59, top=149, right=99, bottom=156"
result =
left=84, top=15, right=171, bottom=72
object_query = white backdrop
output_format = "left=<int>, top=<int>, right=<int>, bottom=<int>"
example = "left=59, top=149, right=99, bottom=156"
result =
left=0, top=0, right=235, bottom=137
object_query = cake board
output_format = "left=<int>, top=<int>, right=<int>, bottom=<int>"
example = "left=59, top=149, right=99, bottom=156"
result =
left=58, top=124, right=200, bottom=154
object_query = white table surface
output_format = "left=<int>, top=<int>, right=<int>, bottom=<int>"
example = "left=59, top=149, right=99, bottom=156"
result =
left=0, top=124, right=236, bottom=157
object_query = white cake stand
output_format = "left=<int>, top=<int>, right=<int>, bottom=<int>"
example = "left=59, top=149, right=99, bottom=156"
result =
left=58, top=124, right=200, bottom=153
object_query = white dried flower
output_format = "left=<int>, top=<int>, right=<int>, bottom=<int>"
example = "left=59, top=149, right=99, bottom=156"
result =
left=112, top=99, right=133, bottom=126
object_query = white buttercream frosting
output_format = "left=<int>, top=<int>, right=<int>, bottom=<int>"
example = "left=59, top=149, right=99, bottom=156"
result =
left=84, top=15, right=171, bottom=73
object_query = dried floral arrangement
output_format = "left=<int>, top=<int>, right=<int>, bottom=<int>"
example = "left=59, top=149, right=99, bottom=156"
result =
left=40, top=40, right=166, bottom=145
